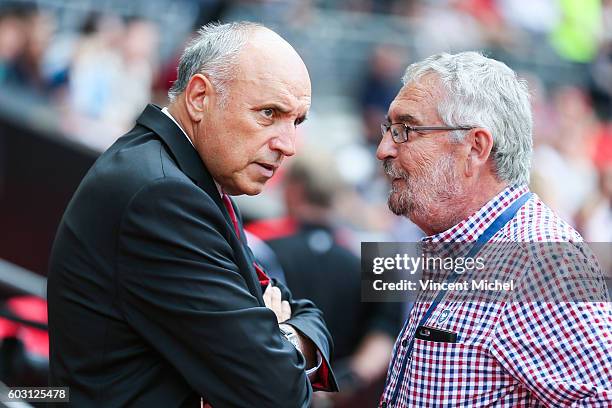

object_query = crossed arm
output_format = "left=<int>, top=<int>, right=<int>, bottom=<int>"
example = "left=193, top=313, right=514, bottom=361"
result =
left=116, top=178, right=335, bottom=407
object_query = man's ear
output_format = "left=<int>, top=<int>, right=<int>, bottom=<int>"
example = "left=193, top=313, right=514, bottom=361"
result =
left=465, top=128, right=494, bottom=177
left=184, top=73, right=215, bottom=122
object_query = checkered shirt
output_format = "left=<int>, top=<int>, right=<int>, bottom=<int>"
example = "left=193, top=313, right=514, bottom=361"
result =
left=380, top=185, right=612, bottom=407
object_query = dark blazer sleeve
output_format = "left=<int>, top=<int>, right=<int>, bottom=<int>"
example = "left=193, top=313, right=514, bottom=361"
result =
left=116, top=177, right=313, bottom=408
left=271, top=277, right=338, bottom=391
left=237, top=207, right=338, bottom=391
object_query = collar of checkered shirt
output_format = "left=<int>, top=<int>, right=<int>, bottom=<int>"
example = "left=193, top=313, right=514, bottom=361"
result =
left=422, top=184, right=530, bottom=243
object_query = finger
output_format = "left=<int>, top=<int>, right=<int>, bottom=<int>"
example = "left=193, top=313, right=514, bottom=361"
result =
left=281, top=300, right=291, bottom=322
left=271, top=286, right=282, bottom=308
left=271, top=287, right=282, bottom=322
left=263, top=284, right=272, bottom=307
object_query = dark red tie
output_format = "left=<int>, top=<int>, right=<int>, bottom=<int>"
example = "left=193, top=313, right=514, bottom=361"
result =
left=221, top=193, right=270, bottom=287
left=221, top=193, right=241, bottom=239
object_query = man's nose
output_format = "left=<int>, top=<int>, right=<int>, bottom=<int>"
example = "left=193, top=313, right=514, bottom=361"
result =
left=270, top=125, right=297, bottom=157
left=376, top=131, right=398, bottom=161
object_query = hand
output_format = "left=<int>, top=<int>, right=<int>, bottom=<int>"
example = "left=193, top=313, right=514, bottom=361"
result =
left=263, top=284, right=291, bottom=323
left=350, top=332, right=395, bottom=384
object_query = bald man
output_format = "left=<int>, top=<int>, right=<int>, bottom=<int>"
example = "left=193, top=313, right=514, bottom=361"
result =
left=48, top=22, right=337, bottom=407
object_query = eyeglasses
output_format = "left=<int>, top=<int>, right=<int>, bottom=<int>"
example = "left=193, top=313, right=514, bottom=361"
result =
left=380, top=122, right=475, bottom=144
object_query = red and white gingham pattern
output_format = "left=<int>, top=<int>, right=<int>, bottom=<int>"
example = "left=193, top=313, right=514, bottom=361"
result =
left=380, top=185, right=612, bottom=407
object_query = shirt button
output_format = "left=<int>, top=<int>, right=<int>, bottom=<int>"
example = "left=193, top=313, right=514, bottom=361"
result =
left=381, top=402, right=388, bottom=408
left=401, top=339, right=408, bottom=347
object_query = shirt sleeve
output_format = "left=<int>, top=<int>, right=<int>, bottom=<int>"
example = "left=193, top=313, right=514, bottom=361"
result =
left=489, top=242, right=612, bottom=406
left=489, top=301, right=612, bottom=406
left=305, top=352, right=323, bottom=377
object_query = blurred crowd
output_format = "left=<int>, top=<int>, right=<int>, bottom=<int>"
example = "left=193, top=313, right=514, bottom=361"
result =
left=1, top=0, right=611, bottom=238
left=0, top=0, right=611, bottom=405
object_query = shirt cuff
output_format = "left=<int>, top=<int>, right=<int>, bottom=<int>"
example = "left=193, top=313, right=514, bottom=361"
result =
left=305, top=351, right=323, bottom=377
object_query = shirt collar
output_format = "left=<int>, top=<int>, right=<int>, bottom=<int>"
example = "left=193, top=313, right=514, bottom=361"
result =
left=161, top=107, right=194, bottom=147
left=161, top=106, right=223, bottom=197
left=422, top=184, right=530, bottom=243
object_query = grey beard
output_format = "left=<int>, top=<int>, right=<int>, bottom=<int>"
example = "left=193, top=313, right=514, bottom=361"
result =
left=383, top=156, right=461, bottom=220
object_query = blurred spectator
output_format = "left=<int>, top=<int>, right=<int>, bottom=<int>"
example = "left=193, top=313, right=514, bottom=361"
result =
left=0, top=5, right=27, bottom=84
left=111, top=17, right=159, bottom=124
left=62, top=14, right=159, bottom=149
left=453, top=0, right=515, bottom=50
left=577, top=127, right=612, bottom=241
left=401, top=0, right=486, bottom=58
left=589, top=0, right=612, bottom=120
left=359, top=44, right=405, bottom=148
left=0, top=3, right=55, bottom=94
left=247, top=149, right=401, bottom=407
left=67, top=13, right=124, bottom=120
left=589, top=41, right=612, bottom=120
left=498, top=0, right=559, bottom=35
left=549, top=0, right=602, bottom=63
left=531, top=86, right=599, bottom=223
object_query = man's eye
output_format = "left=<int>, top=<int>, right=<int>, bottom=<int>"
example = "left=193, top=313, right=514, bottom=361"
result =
left=261, top=108, right=274, bottom=118
left=294, top=117, right=306, bottom=127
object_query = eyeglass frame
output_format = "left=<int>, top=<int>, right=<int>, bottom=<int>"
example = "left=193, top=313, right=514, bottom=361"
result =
left=380, top=122, right=475, bottom=144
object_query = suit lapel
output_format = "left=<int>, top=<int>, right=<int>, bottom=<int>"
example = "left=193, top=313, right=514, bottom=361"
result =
left=226, top=195, right=265, bottom=300
left=135, top=104, right=263, bottom=302
left=136, top=105, right=224, bottom=206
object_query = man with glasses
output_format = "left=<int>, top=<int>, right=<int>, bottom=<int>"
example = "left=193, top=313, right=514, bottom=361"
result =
left=377, top=52, right=611, bottom=407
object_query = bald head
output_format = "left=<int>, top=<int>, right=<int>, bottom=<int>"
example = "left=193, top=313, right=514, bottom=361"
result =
left=230, top=27, right=311, bottom=107
left=168, top=22, right=309, bottom=106
left=241, top=27, right=309, bottom=81
left=167, top=22, right=312, bottom=196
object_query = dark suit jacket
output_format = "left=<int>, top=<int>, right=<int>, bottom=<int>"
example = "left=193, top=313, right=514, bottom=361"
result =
left=47, top=104, right=338, bottom=407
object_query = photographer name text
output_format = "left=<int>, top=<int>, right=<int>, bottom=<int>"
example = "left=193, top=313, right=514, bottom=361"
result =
left=372, top=279, right=515, bottom=292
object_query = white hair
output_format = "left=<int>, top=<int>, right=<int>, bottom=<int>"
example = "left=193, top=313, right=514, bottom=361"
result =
left=402, top=51, right=533, bottom=186
left=167, top=21, right=263, bottom=105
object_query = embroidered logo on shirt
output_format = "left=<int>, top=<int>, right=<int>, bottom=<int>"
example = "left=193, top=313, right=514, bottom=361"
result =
left=437, top=309, right=451, bottom=324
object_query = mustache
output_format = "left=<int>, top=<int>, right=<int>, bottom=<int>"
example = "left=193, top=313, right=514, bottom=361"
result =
left=383, top=159, right=408, bottom=179
left=257, top=153, right=283, bottom=166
